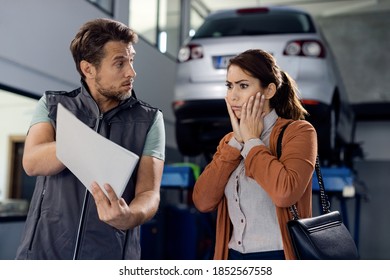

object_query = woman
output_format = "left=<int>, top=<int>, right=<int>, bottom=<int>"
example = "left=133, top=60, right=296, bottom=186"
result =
left=192, top=49, right=317, bottom=260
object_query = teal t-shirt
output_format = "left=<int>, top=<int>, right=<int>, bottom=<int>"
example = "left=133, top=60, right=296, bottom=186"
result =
left=31, top=96, right=165, bottom=160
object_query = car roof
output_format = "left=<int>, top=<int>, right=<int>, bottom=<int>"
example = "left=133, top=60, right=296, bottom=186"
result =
left=206, top=6, right=311, bottom=20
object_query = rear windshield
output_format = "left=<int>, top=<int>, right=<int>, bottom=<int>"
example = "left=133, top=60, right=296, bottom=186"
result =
left=193, top=10, right=316, bottom=39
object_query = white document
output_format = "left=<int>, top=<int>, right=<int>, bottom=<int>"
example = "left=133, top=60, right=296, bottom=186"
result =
left=56, top=103, right=139, bottom=198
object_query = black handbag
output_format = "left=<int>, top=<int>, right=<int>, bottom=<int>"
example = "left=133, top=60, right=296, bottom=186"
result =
left=277, top=123, right=359, bottom=260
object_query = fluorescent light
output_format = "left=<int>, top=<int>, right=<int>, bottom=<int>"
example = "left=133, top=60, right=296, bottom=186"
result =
left=159, top=31, right=167, bottom=53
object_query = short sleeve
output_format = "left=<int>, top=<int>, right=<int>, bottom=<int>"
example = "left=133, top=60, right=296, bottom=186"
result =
left=30, top=95, right=50, bottom=126
left=142, top=110, right=165, bottom=160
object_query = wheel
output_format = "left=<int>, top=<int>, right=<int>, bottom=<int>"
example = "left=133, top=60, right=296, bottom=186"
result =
left=329, top=98, right=346, bottom=165
left=317, top=98, right=342, bottom=166
left=175, top=122, right=202, bottom=157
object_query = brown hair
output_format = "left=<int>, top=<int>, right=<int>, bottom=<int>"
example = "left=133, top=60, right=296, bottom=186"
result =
left=228, top=49, right=307, bottom=120
left=70, top=18, right=138, bottom=79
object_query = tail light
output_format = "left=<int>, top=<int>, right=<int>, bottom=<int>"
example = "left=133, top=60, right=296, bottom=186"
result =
left=301, top=99, right=320, bottom=106
left=177, top=44, right=203, bottom=62
left=172, top=100, right=185, bottom=111
left=283, top=40, right=325, bottom=58
left=236, top=7, right=269, bottom=14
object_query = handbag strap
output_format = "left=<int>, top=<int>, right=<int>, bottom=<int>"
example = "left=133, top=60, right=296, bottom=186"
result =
left=314, top=156, right=331, bottom=214
left=276, top=122, right=331, bottom=220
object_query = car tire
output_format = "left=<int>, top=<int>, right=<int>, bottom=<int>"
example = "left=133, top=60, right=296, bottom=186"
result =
left=329, top=105, right=342, bottom=164
left=317, top=98, right=342, bottom=166
left=175, top=122, right=202, bottom=157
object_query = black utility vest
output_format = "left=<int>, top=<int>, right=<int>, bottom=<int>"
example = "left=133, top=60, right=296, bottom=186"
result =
left=16, top=86, right=158, bottom=259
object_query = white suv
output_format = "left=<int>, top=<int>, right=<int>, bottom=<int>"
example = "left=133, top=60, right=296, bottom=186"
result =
left=173, top=6, right=355, bottom=164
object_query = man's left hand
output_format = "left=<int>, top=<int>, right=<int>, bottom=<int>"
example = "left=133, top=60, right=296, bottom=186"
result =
left=90, top=182, right=131, bottom=230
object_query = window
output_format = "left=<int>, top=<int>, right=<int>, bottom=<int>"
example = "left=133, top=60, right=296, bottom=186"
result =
left=193, top=12, right=315, bottom=39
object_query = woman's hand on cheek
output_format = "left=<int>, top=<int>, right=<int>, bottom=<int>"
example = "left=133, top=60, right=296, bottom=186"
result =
left=240, top=92, right=265, bottom=142
left=225, top=97, right=243, bottom=143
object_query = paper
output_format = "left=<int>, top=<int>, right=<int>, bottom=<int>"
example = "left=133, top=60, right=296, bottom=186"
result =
left=56, top=103, right=139, bottom=198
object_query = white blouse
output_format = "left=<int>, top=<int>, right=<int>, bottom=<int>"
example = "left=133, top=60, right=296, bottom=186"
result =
left=225, top=109, right=283, bottom=253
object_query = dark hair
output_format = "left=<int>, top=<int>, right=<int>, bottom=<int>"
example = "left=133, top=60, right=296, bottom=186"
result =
left=70, top=18, right=138, bottom=79
left=228, top=49, right=307, bottom=120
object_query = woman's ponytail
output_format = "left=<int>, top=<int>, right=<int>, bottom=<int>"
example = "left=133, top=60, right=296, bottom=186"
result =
left=271, top=70, right=308, bottom=120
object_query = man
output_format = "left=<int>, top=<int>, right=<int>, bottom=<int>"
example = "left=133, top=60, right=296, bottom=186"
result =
left=15, top=18, right=165, bottom=260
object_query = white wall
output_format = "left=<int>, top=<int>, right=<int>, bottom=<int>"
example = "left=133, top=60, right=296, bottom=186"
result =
left=0, top=91, right=37, bottom=199
left=316, top=10, right=390, bottom=104
left=0, top=0, right=105, bottom=93
left=133, top=39, right=177, bottom=148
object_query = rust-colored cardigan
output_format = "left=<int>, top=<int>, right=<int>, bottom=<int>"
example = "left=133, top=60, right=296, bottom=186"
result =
left=192, top=118, right=317, bottom=260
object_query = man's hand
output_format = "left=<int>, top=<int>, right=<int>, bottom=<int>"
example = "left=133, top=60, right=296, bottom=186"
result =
left=90, top=182, right=132, bottom=230
left=90, top=156, right=163, bottom=231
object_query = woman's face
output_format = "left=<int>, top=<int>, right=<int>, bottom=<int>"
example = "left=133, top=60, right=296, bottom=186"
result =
left=226, top=64, right=263, bottom=119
